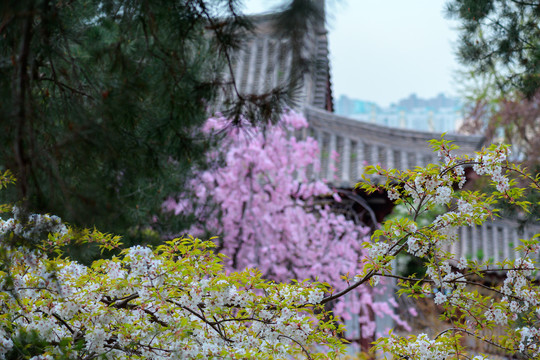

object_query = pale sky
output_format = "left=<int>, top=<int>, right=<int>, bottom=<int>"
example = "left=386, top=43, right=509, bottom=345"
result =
left=244, top=0, right=461, bottom=107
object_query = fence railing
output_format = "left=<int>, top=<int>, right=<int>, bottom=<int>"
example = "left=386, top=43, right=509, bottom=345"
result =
left=304, top=106, right=484, bottom=187
left=303, top=106, right=539, bottom=263
left=451, top=220, right=540, bottom=264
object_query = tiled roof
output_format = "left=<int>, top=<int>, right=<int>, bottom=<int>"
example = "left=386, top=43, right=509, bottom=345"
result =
left=217, top=13, right=333, bottom=112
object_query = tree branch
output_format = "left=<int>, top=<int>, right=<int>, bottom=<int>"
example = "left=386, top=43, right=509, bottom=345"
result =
left=321, top=270, right=374, bottom=304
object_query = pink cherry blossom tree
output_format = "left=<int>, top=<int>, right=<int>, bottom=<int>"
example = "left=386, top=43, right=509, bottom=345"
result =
left=164, top=112, right=407, bottom=342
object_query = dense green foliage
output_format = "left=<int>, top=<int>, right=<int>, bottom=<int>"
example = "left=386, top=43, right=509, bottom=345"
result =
left=0, top=0, right=325, bottom=246
left=1, top=0, right=227, bottom=240
left=446, top=0, right=540, bottom=97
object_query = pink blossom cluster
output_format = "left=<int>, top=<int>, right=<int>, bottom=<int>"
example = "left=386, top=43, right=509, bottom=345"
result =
left=165, top=112, right=397, bottom=339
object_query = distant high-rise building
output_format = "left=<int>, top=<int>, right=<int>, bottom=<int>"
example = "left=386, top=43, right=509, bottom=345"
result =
left=335, top=93, right=463, bottom=133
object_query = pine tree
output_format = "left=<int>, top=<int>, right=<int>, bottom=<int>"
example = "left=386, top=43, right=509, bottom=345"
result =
left=446, top=0, right=540, bottom=97
left=0, top=0, right=324, bottom=245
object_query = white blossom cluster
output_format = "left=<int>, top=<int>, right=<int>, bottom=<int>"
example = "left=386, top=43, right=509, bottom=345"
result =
left=473, top=147, right=511, bottom=192
left=407, top=236, right=429, bottom=257
left=433, top=291, right=447, bottom=305
left=387, top=144, right=511, bottom=264
left=0, top=238, right=336, bottom=360
left=0, top=329, right=12, bottom=359
left=454, top=164, right=467, bottom=188
left=387, top=333, right=450, bottom=360
left=439, top=147, right=468, bottom=188
left=426, top=261, right=465, bottom=295
left=440, top=143, right=511, bottom=196
left=400, top=173, right=453, bottom=208
left=384, top=333, right=492, bottom=360
left=518, top=327, right=540, bottom=356
left=388, top=169, right=460, bottom=214
left=435, top=185, right=452, bottom=205
left=369, top=140, right=540, bottom=359
left=404, top=197, right=490, bottom=258
left=387, top=188, right=400, bottom=201
left=456, top=256, right=468, bottom=270
left=367, top=241, right=391, bottom=261
left=498, top=258, right=540, bottom=316
left=432, top=197, right=489, bottom=234
left=484, top=306, right=508, bottom=325
left=0, top=206, right=68, bottom=240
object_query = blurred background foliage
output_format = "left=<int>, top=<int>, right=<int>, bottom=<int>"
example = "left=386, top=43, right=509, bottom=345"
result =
left=0, top=0, right=324, bottom=262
